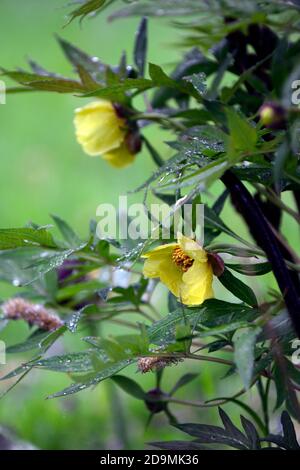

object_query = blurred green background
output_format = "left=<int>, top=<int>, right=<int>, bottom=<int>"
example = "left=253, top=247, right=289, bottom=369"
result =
left=0, top=0, right=294, bottom=450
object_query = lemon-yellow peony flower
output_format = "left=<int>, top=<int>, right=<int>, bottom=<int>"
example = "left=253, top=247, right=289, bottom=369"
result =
left=74, top=100, right=137, bottom=168
left=142, top=234, right=214, bottom=306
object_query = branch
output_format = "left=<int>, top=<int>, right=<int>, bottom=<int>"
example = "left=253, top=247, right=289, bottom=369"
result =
left=222, top=170, right=300, bottom=338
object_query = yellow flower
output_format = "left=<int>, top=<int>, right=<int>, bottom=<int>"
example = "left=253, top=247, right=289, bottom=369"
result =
left=142, top=234, right=214, bottom=306
left=74, top=100, right=136, bottom=168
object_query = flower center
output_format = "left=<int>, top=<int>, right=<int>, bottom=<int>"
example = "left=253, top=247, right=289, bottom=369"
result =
left=172, top=246, right=194, bottom=272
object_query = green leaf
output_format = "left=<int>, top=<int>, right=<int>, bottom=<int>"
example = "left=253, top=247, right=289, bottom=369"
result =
left=174, top=418, right=248, bottom=450
left=196, top=321, right=248, bottom=338
left=233, top=327, right=261, bottom=389
left=148, top=300, right=257, bottom=347
left=2, top=69, right=86, bottom=93
left=67, top=0, right=107, bottom=24
left=262, top=411, right=300, bottom=449
left=281, top=411, right=300, bottom=449
left=170, top=373, right=198, bottom=395
left=225, top=262, right=271, bottom=276
left=88, top=333, right=149, bottom=361
left=51, top=215, right=81, bottom=247
left=77, top=65, right=99, bottom=90
left=182, top=72, right=206, bottom=97
left=47, top=359, right=135, bottom=398
left=1, top=70, right=52, bottom=83
left=84, top=77, right=153, bottom=102
left=25, top=78, right=86, bottom=93
left=204, top=206, right=254, bottom=248
left=274, top=140, right=290, bottom=192
left=143, top=137, right=164, bottom=167
left=151, top=48, right=216, bottom=108
left=56, top=280, right=103, bottom=303
left=31, top=351, right=96, bottom=373
left=111, top=375, right=146, bottom=400
left=1, top=325, right=67, bottom=380
left=240, top=415, right=261, bottom=450
left=0, top=228, right=56, bottom=250
left=218, top=268, right=258, bottom=306
left=57, top=36, right=106, bottom=80
left=134, top=17, right=147, bottom=77
left=273, top=362, right=287, bottom=410
left=225, top=108, right=257, bottom=159
left=6, top=330, right=53, bottom=353
left=149, top=63, right=202, bottom=102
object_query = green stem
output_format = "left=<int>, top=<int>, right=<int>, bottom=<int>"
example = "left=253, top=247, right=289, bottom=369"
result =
left=252, top=183, right=300, bottom=224
left=133, top=112, right=187, bottom=132
left=166, top=388, right=245, bottom=408
left=186, top=352, right=233, bottom=367
left=257, top=378, right=269, bottom=435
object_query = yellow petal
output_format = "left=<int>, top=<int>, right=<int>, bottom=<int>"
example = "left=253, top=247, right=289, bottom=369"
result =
left=142, top=237, right=214, bottom=305
left=142, top=244, right=177, bottom=277
left=102, top=142, right=136, bottom=168
left=74, top=100, right=126, bottom=156
left=177, top=233, right=207, bottom=262
left=142, top=244, right=182, bottom=297
left=142, top=243, right=177, bottom=259
left=181, top=259, right=214, bottom=305
left=158, top=258, right=183, bottom=298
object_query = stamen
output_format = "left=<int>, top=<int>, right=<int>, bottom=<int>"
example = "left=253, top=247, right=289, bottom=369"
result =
left=172, top=246, right=194, bottom=272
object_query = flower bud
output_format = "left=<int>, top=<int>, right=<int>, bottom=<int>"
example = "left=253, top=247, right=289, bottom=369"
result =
left=207, top=252, right=225, bottom=277
left=259, top=102, right=286, bottom=129
left=125, top=131, right=142, bottom=155
left=144, top=388, right=167, bottom=414
left=112, top=103, right=131, bottom=120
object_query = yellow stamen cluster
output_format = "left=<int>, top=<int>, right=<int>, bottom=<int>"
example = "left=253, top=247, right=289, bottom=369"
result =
left=137, top=356, right=182, bottom=373
left=2, top=297, right=64, bottom=331
left=172, top=246, right=194, bottom=272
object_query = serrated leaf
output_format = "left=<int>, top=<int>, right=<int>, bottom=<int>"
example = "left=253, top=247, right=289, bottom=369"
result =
left=262, top=411, right=300, bottom=449
left=218, top=408, right=249, bottom=446
left=148, top=299, right=256, bottom=347
left=240, top=415, right=261, bottom=449
left=25, top=78, right=86, bottom=93
left=84, top=77, right=153, bottom=101
left=281, top=410, right=300, bottom=449
left=174, top=422, right=248, bottom=450
left=134, top=17, right=147, bottom=77
left=67, top=0, right=107, bottom=24
left=149, top=63, right=202, bottom=102
left=1, top=69, right=53, bottom=83
left=57, top=36, right=106, bottom=80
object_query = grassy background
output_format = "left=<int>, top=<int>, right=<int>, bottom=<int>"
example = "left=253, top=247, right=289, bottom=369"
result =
left=0, top=0, right=293, bottom=449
